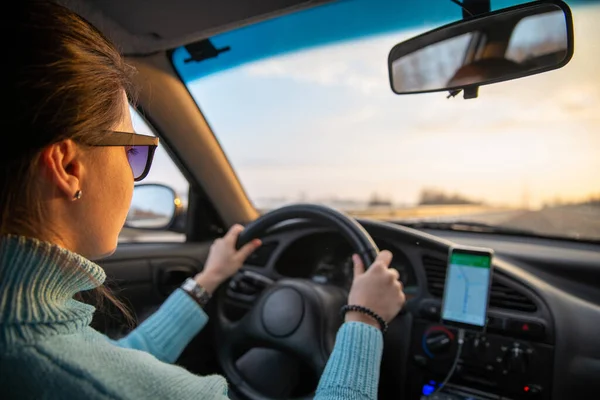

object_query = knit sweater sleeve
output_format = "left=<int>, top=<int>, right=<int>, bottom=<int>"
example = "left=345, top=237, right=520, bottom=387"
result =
left=110, top=289, right=208, bottom=363
left=315, top=321, right=384, bottom=400
left=5, top=338, right=230, bottom=400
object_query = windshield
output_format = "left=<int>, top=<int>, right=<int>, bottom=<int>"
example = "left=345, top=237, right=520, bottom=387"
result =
left=172, top=0, right=600, bottom=242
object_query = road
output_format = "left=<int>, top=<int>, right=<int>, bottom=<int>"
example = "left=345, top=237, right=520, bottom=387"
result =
left=349, top=203, right=600, bottom=241
left=491, top=205, right=600, bottom=239
left=433, top=205, right=600, bottom=240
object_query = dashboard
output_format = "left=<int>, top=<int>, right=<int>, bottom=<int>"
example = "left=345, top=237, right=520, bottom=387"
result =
left=223, top=218, right=600, bottom=400
left=270, top=231, right=418, bottom=296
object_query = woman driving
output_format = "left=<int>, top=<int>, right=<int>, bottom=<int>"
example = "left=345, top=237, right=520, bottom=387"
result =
left=0, top=1, right=406, bottom=399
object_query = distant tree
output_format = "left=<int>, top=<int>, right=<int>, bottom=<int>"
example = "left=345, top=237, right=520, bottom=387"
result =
left=583, top=194, right=600, bottom=207
left=368, top=192, right=392, bottom=207
left=418, top=188, right=481, bottom=206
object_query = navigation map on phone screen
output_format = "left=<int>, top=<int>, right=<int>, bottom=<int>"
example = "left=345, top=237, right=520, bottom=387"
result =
left=441, top=249, right=493, bottom=328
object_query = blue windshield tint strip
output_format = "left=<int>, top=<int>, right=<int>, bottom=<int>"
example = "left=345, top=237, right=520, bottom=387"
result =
left=171, top=0, right=594, bottom=83
left=172, top=0, right=459, bottom=82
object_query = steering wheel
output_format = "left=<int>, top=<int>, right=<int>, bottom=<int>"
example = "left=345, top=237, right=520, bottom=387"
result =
left=214, top=204, right=380, bottom=400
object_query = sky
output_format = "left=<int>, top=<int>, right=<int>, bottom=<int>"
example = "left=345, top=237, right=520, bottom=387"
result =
left=144, top=3, right=600, bottom=211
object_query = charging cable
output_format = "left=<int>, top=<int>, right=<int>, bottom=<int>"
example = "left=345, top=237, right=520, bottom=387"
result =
left=428, top=328, right=466, bottom=396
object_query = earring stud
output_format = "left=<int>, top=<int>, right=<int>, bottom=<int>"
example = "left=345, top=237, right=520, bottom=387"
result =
left=73, top=190, right=82, bottom=200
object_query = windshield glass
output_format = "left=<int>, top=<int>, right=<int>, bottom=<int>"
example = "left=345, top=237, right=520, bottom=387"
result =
left=172, top=0, right=600, bottom=242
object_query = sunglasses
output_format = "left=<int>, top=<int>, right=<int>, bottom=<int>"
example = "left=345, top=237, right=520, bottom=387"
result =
left=83, top=131, right=159, bottom=181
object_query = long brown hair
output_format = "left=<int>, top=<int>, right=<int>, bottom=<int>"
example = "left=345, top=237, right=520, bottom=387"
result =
left=1, top=0, right=136, bottom=325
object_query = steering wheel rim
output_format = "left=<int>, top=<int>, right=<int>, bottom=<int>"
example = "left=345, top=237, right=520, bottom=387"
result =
left=214, top=204, right=380, bottom=400
left=237, top=203, right=379, bottom=268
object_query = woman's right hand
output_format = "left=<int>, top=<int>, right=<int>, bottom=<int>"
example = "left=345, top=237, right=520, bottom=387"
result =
left=345, top=250, right=406, bottom=328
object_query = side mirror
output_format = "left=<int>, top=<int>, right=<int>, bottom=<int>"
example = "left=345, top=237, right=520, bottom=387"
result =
left=388, top=1, right=574, bottom=98
left=124, top=184, right=183, bottom=231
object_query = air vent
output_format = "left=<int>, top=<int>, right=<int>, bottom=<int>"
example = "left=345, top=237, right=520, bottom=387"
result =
left=422, top=255, right=537, bottom=313
left=489, top=281, right=537, bottom=312
left=422, top=255, right=447, bottom=297
left=245, top=241, right=278, bottom=267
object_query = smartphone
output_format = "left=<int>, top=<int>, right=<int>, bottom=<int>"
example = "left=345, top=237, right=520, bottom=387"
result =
left=440, top=245, right=494, bottom=331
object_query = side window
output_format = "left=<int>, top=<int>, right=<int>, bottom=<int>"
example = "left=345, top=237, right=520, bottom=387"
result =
left=118, top=107, right=189, bottom=243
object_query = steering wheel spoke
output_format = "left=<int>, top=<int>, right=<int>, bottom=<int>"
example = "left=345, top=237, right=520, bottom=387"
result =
left=219, top=280, right=343, bottom=371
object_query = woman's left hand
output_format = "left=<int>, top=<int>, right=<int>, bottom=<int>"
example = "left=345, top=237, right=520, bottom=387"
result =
left=194, top=224, right=261, bottom=294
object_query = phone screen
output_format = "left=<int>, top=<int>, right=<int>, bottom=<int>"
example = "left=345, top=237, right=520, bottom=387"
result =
left=441, top=247, right=493, bottom=330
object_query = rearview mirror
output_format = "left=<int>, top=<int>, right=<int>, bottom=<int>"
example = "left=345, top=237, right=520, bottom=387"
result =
left=124, top=184, right=183, bottom=230
left=388, top=1, right=573, bottom=98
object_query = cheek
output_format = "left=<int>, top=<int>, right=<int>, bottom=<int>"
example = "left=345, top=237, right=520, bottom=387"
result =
left=104, top=148, right=135, bottom=217
left=119, top=149, right=135, bottom=204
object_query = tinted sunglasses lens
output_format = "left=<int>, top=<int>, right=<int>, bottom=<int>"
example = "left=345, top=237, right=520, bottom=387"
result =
left=127, top=145, right=149, bottom=180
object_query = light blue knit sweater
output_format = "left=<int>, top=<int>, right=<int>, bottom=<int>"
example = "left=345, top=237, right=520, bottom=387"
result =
left=0, top=235, right=384, bottom=399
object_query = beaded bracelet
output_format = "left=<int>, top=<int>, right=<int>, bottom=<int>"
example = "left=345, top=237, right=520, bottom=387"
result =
left=340, top=304, right=388, bottom=334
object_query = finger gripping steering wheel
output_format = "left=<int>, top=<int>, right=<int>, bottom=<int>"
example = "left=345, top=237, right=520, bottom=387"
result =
left=215, top=204, right=380, bottom=400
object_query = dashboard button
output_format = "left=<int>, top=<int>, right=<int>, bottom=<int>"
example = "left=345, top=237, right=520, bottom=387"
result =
left=523, top=384, right=543, bottom=398
left=507, top=319, right=545, bottom=339
left=504, top=346, right=528, bottom=374
left=419, top=301, right=441, bottom=320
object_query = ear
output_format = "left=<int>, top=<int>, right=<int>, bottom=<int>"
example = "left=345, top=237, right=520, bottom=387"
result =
left=39, top=139, right=83, bottom=201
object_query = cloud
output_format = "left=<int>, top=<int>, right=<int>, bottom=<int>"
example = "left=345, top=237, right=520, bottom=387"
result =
left=243, top=33, right=411, bottom=95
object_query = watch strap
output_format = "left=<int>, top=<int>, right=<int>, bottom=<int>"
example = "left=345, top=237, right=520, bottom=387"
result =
left=181, top=277, right=212, bottom=307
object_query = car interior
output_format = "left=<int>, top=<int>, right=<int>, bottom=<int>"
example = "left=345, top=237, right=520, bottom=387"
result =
left=59, top=0, right=599, bottom=399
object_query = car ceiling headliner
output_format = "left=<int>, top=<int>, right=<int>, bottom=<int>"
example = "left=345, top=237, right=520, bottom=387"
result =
left=59, top=0, right=337, bottom=56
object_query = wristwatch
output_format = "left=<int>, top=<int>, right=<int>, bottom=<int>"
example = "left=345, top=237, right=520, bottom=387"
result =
left=181, top=277, right=212, bottom=307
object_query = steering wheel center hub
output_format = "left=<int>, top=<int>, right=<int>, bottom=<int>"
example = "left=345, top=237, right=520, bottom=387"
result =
left=261, top=287, right=304, bottom=337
